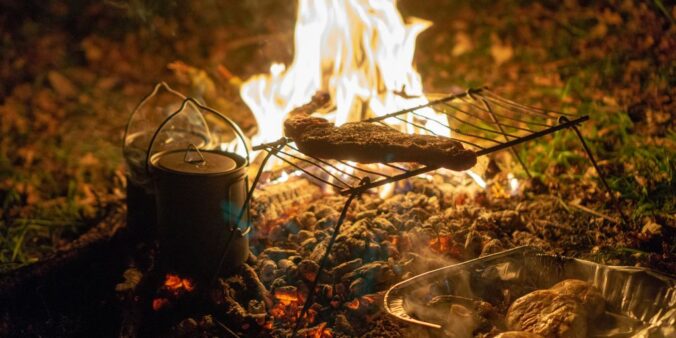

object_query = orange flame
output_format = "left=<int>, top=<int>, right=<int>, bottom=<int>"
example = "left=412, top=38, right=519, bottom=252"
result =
left=238, top=0, right=490, bottom=193
left=241, top=0, right=448, bottom=146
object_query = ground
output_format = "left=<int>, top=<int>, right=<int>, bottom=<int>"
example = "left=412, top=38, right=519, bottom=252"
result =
left=0, top=0, right=674, bottom=274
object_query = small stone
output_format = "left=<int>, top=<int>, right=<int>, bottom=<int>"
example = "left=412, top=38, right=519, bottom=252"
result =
left=315, top=206, right=337, bottom=219
left=406, top=207, right=430, bottom=221
left=301, top=237, right=318, bottom=251
left=248, top=300, right=266, bottom=315
left=480, top=239, right=504, bottom=257
left=297, top=212, right=317, bottom=229
left=270, top=277, right=289, bottom=290
left=464, top=230, right=482, bottom=258
left=289, top=255, right=303, bottom=264
left=333, top=314, right=354, bottom=335
left=404, top=219, right=417, bottom=230
left=373, top=217, right=397, bottom=234
left=298, top=260, right=320, bottom=282
left=261, top=248, right=298, bottom=261
left=199, top=315, right=214, bottom=328
left=277, top=259, right=294, bottom=271
left=356, top=209, right=377, bottom=220
left=176, top=318, right=198, bottom=335
left=315, top=216, right=336, bottom=229
left=297, top=230, right=314, bottom=242
left=284, top=218, right=301, bottom=234
left=268, top=225, right=289, bottom=242
left=259, top=260, right=277, bottom=283
left=331, top=258, right=363, bottom=281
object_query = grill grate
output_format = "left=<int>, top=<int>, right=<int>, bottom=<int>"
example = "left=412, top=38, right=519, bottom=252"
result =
left=234, top=88, right=623, bottom=336
left=250, top=88, right=589, bottom=195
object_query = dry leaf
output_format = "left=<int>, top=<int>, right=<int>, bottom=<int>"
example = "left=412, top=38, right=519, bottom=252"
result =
left=78, top=152, right=100, bottom=167
left=590, top=23, right=608, bottom=39
left=490, top=34, right=513, bottom=66
left=115, top=268, right=143, bottom=292
left=452, top=32, right=473, bottom=56
left=81, top=37, right=103, bottom=63
left=47, top=71, right=77, bottom=98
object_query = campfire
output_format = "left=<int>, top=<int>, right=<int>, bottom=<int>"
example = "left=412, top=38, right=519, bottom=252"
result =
left=109, top=1, right=650, bottom=336
left=1, top=0, right=674, bottom=337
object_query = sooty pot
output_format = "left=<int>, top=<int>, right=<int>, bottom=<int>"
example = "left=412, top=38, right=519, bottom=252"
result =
left=150, top=146, right=250, bottom=279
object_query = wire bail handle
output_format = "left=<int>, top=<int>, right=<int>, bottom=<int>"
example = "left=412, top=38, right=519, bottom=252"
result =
left=144, top=97, right=251, bottom=175
left=122, top=82, right=188, bottom=152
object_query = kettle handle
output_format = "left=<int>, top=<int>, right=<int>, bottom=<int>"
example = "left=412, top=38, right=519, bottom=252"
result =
left=144, top=97, right=251, bottom=175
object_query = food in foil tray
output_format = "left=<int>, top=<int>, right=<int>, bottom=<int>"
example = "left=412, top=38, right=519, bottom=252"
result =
left=385, top=247, right=675, bottom=338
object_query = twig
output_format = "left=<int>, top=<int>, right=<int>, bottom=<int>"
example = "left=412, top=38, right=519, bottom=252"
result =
left=551, top=195, right=620, bottom=224
left=214, top=318, right=241, bottom=338
left=568, top=201, right=620, bottom=224
left=224, top=32, right=290, bottom=51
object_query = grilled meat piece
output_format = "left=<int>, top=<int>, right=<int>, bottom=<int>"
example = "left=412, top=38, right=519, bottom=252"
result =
left=550, top=279, right=605, bottom=319
left=506, top=290, right=588, bottom=338
left=283, top=94, right=477, bottom=171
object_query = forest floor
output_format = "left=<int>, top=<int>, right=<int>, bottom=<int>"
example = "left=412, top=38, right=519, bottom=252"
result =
left=0, top=0, right=674, bottom=274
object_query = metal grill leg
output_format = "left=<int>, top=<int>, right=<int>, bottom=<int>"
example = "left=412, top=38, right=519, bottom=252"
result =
left=560, top=116, right=630, bottom=225
left=212, top=146, right=281, bottom=284
left=292, top=191, right=359, bottom=337
left=480, top=98, right=533, bottom=179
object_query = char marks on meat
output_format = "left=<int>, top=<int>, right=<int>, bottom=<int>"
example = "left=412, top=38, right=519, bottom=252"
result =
left=283, top=93, right=477, bottom=171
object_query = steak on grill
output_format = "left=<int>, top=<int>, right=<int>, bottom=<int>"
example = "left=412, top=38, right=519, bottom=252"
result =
left=283, top=94, right=477, bottom=171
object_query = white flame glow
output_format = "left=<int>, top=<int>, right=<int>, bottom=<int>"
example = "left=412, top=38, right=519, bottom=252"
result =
left=240, top=0, right=488, bottom=193
left=466, top=170, right=487, bottom=189
left=508, top=172, right=519, bottom=195
left=241, top=0, right=446, bottom=145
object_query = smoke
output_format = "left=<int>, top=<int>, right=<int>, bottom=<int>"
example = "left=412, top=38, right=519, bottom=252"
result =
left=400, top=267, right=481, bottom=338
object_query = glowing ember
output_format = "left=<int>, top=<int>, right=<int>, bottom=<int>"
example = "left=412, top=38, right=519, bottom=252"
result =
left=274, top=287, right=300, bottom=305
left=429, top=235, right=462, bottom=256
left=162, top=274, right=195, bottom=295
left=152, top=297, right=170, bottom=311
left=361, top=294, right=376, bottom=304
left=345, top=298, right=360, bottom=310
left=312, top=322, right=333, bottom=338
left=508, top=172, right=519, bottom=195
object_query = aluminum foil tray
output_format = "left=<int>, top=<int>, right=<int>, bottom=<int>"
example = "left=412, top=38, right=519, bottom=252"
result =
left=384, top=246, right=676, bottom=337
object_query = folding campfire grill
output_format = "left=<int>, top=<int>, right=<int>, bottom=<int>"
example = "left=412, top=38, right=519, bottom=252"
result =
left=240, top=87, right=627, bottom=335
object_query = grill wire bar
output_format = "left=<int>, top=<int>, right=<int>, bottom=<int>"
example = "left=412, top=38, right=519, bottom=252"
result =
left=251, top=88, right=593, bottom=196
left=244, top=88, right=624, bottom=336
